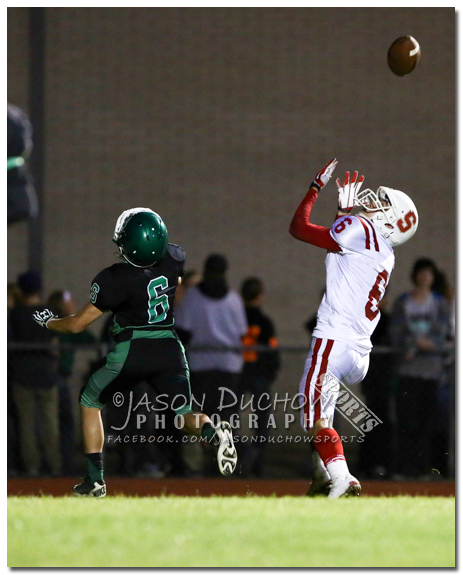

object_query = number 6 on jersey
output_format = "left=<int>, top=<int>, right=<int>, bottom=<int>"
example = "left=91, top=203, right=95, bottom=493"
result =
left=147, top=276, right=170, bottom=323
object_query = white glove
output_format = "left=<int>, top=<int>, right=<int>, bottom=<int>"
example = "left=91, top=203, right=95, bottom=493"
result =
left=336, top=170, right=365, bottom=212
left=32, top=308, right=56, bottom=329
left=312, top=158, right=338, bottom=190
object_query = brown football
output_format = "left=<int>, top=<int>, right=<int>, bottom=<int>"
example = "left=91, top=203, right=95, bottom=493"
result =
left=387, top=36, right=421, bottom=76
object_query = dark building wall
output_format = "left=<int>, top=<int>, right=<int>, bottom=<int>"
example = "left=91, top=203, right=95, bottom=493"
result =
left=8, top=8, right=455, bottom=343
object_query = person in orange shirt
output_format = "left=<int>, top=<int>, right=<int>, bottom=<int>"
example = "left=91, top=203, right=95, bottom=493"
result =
left=239, top=277, right=280, bottom=477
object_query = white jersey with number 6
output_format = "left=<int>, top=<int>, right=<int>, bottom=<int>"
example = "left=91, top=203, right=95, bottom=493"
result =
left=312, top=214, right=395, bottom=351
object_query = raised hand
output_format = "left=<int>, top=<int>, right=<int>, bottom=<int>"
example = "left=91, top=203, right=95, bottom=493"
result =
left=336, top=170, right=365, bottom=213
left=312, top=158, right=338, bottom=190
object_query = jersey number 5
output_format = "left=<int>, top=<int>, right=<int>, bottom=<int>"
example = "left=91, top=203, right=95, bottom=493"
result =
left=365, top=270, right=389, bottom=321
left=147, top=276, right=169, bottom=324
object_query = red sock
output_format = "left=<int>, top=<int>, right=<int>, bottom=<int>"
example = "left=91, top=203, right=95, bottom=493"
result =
left=314, top=428, right=346, bottom=467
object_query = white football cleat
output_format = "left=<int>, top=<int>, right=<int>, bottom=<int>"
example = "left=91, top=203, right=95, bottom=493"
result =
left=328, top=474, right=361, bottom=499
left=215, top=421, right=237, bottom=476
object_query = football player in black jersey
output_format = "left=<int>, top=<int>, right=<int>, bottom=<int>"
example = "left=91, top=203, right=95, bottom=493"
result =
left=33, top=208, right=237, bottom=497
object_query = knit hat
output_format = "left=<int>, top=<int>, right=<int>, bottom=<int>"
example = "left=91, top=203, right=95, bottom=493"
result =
left=17, top=270, right=42, bottom=296
left=204, top=253, right=228, bottom=275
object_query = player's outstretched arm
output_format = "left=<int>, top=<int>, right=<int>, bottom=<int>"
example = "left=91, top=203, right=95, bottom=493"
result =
left=289, top=159, right=341, bottom=251
left=33, top=302, right=104, bottom=334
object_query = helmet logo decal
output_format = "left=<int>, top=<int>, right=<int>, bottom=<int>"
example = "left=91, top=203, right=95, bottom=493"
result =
left=397, top=210, right=417, bottom=233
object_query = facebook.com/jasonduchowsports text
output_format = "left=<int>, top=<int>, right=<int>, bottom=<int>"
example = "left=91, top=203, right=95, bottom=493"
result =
left=106, top=380, right=382, bottom=444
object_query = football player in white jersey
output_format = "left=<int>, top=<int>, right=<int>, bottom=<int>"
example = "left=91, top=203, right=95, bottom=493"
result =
left=289, top=158, right=418, bottom=498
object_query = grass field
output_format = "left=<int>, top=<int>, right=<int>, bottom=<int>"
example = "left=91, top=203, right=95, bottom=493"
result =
left=8, top=495, right=455, bottom=567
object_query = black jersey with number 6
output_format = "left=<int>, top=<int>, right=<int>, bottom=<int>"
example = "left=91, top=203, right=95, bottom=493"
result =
left=89, top=243, right=185, bottom=337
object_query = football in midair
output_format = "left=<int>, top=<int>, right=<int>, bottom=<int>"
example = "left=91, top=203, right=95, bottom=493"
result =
left=387, top=36, right=421, bottom=76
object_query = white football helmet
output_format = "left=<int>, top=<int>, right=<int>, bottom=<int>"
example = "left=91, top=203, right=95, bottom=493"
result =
left=355, top=186, right=418, bottom=247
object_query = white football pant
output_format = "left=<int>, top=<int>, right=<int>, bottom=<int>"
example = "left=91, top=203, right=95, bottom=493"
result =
left=299, top=337, right=370, bottom=430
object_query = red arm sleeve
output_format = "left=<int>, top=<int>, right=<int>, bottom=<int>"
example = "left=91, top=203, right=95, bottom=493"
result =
left=289, top=187, right=341, bottom=251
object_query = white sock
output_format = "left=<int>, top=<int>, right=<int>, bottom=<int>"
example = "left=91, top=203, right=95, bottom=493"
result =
left=312, top=447, right=330, bottom=480
left=326, top=458, right=350, bottom=482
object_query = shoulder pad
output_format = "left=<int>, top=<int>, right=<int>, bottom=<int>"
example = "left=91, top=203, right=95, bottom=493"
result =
left=330, top=215, right=365, bottom=250
left=93, top=262, right=127, bottom=282
left=106, top=262, right=129, bottom=275
left=167, top=243, right=186, bottom=262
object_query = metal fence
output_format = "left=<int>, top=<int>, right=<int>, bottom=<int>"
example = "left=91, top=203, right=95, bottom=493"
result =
left=7, top=342, right=455, bottom=481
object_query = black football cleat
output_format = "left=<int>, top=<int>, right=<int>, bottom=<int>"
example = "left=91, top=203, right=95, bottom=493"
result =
left=307, top=475, right=332, bottom=497
left=72, top=478, right=106, bottom=498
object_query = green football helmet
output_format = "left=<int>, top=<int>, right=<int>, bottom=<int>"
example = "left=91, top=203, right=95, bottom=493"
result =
left=113, top=208, right=168, bottom=267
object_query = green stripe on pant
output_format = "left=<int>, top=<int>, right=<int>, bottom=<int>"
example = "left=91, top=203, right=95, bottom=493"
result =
left=80, top=340, right=131, bottom=409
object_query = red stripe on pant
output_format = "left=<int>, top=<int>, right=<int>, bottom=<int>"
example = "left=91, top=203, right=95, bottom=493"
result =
left=304, top=338, right=322, bottom=424
left=313, top=339, right=334, bottom=422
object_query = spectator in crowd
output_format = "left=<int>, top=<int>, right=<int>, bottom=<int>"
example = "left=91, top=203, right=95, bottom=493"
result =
left=390, top=258, right=451, bottom=479
left=7, top=282, right=21, bottom=474
left=174, top=269, right=201, bottom=309
left=175, top=254, right=247, bottom=474
left=239, top=277, right=280, bottom=477
left=8, top=282, right=21, bottom=338
left=175, top=254, right=248, bottom=419
left=47, top=289, right=96, bottom=475
left=7, top=103, right=38, bottom=225
left=432, top=268, right=455, bottom=341
left=429, top=267, right=455, bottom=476
left=8, top=282, right=21, bottom=306
left=357, top=289, right=393, bottom=479
left=9, top=271, right=61, bottom=476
